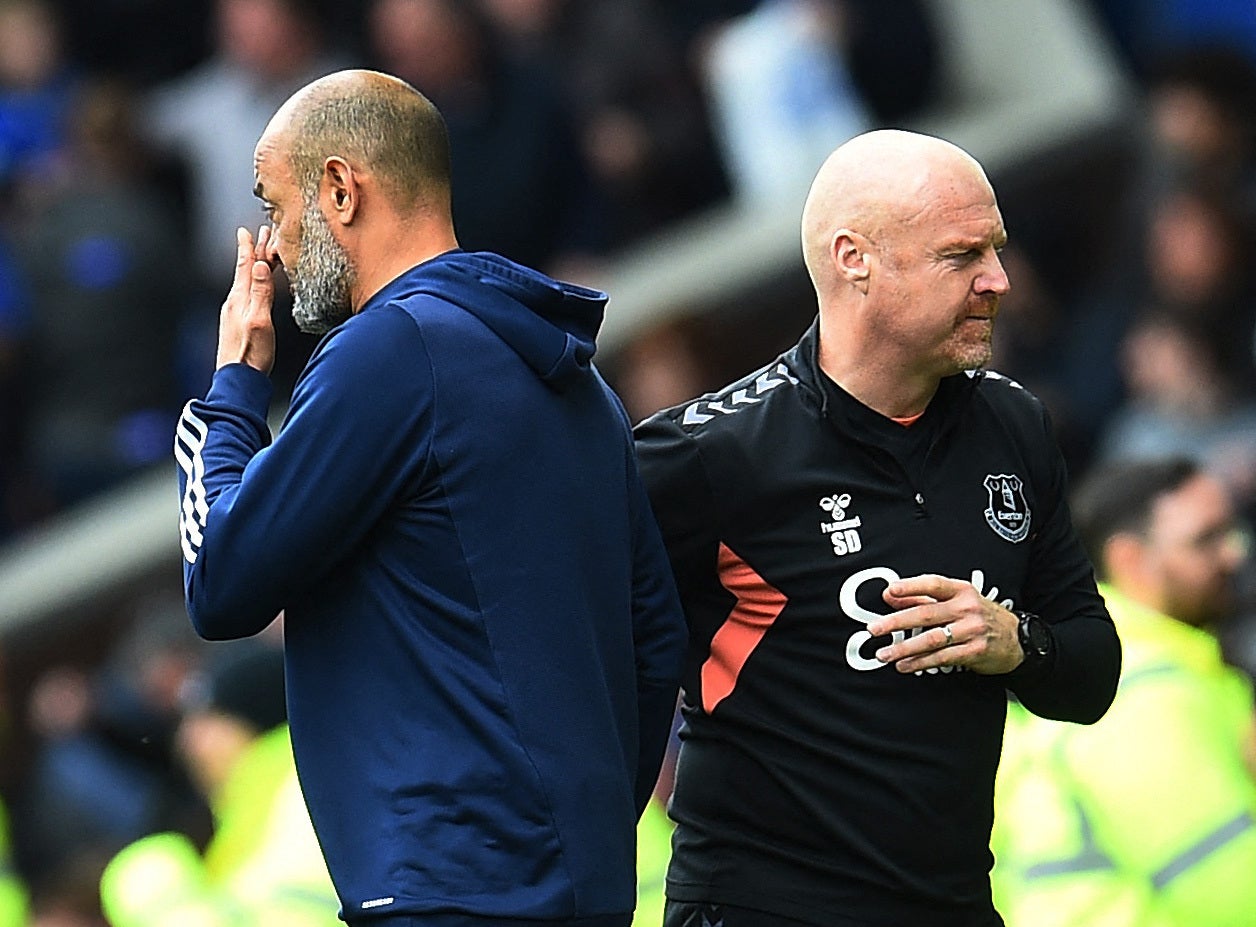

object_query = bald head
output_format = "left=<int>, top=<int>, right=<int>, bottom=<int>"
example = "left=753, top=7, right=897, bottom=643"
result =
left=264, top=69, right=452, bottom=214
left=798, top=129, right=1010, bottom=410
left=801, top=130, right=994, bottom=293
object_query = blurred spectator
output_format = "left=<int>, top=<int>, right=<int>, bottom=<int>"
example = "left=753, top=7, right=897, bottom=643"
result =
left=98, top=643, right=340, bottom=927
left=13, top=79, right=188, bottom=511
left=1089, top=47, right=1256, bottom=315
left=1056, top=180, right=1256, bottom=463
left=0, top=0, right=78, bottom=201
left=140, top=0, right=353, bottom=397
left=11, top=603, right=209, bottom=911
left=696, top=0, right=940, bottom=203
left=699, top=0, right=871, bottom=203
left=25, top=844, right=109, bottom=927
left=634, top=713, right=680, bottom=927
left=992, top=456, right=1256, bottom=926
left=367, top=0, right=605, bottom=274
left=1143, top=187, right=1256, bottom=373
left=142, top=0, right=354, bottom=289
left=1142, top=46, right=1256, bottom=200
left=0, top=648, right=24, bottom=927
left=634, top=795, right=671, bottom=927
left=0, top=792, right=28, bottom=927
left=611, top=317, right=712, bottom=424
left=1097, top=313, right=1256, bottom=514
left=472, top=0, right=563, bottom=58
left=664, top=0, right=940, bottom=121
left=482, top=0, right=732, bottom=250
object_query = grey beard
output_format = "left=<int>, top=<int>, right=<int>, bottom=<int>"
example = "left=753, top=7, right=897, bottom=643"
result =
left=291, top=205, right=355, bottom=336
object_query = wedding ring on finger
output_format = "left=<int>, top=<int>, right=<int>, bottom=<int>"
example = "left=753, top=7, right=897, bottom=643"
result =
left=940, top=624, right=955, bottom=647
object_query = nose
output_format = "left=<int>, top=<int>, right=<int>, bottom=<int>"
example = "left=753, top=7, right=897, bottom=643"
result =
left=978, top=252, right=1011, bottom=297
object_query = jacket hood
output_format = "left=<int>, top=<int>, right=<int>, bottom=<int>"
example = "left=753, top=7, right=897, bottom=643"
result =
left=368, top=250, right=607, bottom=390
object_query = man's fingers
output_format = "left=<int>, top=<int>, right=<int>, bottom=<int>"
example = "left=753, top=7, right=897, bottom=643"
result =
left=228, top=227, right=256, bottom=299
left=868, top=601, right=943, bottom=636
left=216, top=230, right=276, bottom=374
left=255, top=225, right=272, bottom=264
left=874, top=621, right=964, bottom=666
left=247, top=260, right=273, bottom=318
left=881, top=592, right=936, bottom=609
left=885, top=574, right=959, bottom=601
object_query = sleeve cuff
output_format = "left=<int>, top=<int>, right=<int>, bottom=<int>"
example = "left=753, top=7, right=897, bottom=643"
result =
left=206, top=363, right=274, bottom=417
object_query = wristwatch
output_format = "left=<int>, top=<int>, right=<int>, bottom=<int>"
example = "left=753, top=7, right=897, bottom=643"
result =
left=1015, top=610, right=1054, bottom=671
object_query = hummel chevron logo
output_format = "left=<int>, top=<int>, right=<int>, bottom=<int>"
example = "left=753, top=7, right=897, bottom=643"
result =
left=682, top=363, right=798, bottom=425
left=754, top=365, right=798, bottom=392
left=972, top=369, right=1024, bottom=390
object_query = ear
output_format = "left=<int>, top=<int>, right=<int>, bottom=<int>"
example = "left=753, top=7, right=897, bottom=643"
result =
left=322, top=156, right=359, bottom=225
left=1102, top=532, right=1149, bottom=592
left=833, top=229, right=871, bottom=292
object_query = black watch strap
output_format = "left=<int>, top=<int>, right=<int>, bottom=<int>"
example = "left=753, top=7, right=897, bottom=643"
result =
left=1015, top=610, right=1054, bottom=671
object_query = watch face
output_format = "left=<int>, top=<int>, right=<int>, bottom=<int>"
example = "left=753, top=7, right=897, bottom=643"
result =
left=1021, top=613, right=1050, bottom=656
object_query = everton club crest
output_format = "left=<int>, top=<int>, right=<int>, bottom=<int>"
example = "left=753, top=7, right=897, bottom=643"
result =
left=983, top=474, right=1031, bottom=543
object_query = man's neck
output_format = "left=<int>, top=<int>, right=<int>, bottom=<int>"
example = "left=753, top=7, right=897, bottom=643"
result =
left=816, top=333, right=940, bottom=420
left=351, top=221, right=460, bottom=313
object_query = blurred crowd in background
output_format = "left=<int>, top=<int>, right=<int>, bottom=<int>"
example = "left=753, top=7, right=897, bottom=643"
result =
left=3, top=0, right=1256, bottom=924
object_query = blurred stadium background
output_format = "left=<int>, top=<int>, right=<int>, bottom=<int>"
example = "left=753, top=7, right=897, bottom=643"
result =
left=3, top=0, right=1256, bottom=922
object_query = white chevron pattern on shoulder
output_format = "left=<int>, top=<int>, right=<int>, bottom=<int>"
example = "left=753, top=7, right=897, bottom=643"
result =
left=681, top=363, right=798, bottom=428
left=175, top=402, right=210, bottom=564
left=973, top=369, right=1024, bottom=389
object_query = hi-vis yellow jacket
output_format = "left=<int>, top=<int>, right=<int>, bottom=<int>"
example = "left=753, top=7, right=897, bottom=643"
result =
left=634, top=794, right=674, bottom=927
left=991, top=585, right=1256, bottom=926
left=100, top=724, right=340, bottom=927
left=0, top=798, right=28, bottom=927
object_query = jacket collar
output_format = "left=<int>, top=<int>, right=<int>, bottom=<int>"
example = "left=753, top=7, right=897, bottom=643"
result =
left=785, top=317, right=982, bottom=443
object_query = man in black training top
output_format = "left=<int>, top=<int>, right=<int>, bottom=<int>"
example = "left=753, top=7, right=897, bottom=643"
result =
left=634, top=129, right=1121, bottom=927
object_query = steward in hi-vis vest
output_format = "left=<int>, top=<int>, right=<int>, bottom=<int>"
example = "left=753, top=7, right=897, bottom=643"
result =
left=992, top=458, right=1256, bottom=927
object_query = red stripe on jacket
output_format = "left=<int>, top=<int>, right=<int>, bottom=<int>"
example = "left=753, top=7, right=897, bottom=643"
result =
left=702, top=543, right=787, bottom=712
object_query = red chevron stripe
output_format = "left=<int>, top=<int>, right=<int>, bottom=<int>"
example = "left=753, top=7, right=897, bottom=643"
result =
left=701, top=543, right=788, bottom=712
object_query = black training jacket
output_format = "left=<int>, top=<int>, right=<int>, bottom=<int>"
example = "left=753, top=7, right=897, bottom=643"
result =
left=634, top=320, right=1120, bottom=927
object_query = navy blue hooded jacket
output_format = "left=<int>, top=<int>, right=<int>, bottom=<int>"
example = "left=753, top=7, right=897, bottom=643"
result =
left=174, top=250, right=686, bottom=923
